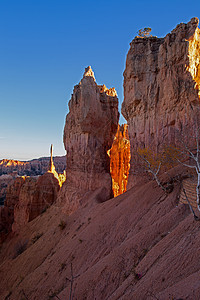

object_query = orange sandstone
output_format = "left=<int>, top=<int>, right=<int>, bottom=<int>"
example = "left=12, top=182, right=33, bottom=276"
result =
left=108, top=124, right=130, bottom=197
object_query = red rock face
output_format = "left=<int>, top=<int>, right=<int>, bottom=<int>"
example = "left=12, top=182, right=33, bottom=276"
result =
left=0, top=173, right=60, bottom=238
left=122, top=18, right=200, bottom=188
left=60, top=66, right=119, bottom=214
left=12, top=173, right=60, bottom=232
left=108, top=124, right=130, bottom=197
left=0, top=177, right=25, bottom=242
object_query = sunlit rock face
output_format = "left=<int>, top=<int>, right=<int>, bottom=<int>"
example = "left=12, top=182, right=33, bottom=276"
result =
left=108, top=124, right=130, bottom=197
left=48, top=144, right=66, bottom=187
left=0, top=157, right=66, bottom=176
left=60, top=66, right=119, bottom=214
left=122, top=18, right=200, bottom=188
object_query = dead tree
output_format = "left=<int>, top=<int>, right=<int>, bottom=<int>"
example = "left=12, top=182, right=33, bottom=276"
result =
left=175, top=107, right=200, bottom=213
left=137, top=147, right=167, bottom=192
left=66, top=263, right=80, bottom=300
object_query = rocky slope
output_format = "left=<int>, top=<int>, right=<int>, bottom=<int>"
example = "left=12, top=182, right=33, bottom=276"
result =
left=122, top=17, right=200, bottom=187
left=108, top=124, right=130, bottom=197
left=0, top=156, right=66, bottom=176
left=59, top=66, right=119, bottom=214
left=0, top=165, right=200, bottom=300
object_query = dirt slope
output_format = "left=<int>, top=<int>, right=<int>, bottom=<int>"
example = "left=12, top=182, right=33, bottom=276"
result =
left=0, top=172, right=199, bottom=300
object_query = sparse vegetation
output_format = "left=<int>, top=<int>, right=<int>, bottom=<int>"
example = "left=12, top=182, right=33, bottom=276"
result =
left=76, top=222, right=84, bottom=231
left=59, top=262, right=66, bottom=272
left=137, top=27, right=152, bottom=38
left=59, top=220, right=66, bottom=230
left=66, top=263, right=80, bottom=300
left=31, top=232, right=43, bottom=244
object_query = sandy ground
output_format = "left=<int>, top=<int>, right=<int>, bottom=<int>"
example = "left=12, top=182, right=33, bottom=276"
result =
left=0, top=168, right=200, bottom=300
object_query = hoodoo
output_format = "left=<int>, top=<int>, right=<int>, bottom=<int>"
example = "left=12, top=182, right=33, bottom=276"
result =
left=60, top=66, right=119, bottom=214
left=122, top=17, right=200, bottom=187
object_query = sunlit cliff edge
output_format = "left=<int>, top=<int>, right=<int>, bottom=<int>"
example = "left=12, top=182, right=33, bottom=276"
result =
left=122, top=17, right=200, bottom=188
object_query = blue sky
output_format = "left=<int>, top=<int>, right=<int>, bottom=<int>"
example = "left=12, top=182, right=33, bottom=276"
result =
left=0, top=0, right=199, bottom=160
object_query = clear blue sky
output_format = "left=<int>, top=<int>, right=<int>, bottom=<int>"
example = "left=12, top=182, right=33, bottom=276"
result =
left=0, top=0, right=199, bottom=160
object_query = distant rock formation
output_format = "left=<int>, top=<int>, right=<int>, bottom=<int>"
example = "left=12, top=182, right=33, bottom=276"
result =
left=0, top=155, right=66, bottom=176
left=108, top=124, right=130, bottom=197
left=47, top=144, right=66, bottom=187
left=122, top=17, right=200, bottom=187
left=0, top=147, right=64, bottom=239
left=60, top=66, right=119, bottom=214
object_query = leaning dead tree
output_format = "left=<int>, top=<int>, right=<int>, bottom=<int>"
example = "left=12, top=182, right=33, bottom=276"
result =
left=66, top=263, right=80, bottom=300
left=174, top=105, right=200, bottom=214
left=137, top=147, right=167, bottom=192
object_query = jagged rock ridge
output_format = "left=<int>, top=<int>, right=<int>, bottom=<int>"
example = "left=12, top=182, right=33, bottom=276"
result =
left=122, top=17, right=200, bottom=187
left=60, top=66, right=119, bottom=214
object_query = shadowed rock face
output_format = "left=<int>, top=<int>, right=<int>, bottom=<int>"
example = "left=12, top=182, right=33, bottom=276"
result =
left=122, top=18, right=200, bottom=188
left=12, top=173, right=60, bottom=232
left=61, top=66, right=119, bottom=214
left=0, top=173, right=60, bottom=239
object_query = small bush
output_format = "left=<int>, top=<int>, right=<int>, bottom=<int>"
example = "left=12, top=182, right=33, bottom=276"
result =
left=59, top=220, right=66, bottom=230
left=59, top=262, right=66, bottom=272
left=13, top=239, right=28, bottom=259
left=31, top=232, right=43, bottom=244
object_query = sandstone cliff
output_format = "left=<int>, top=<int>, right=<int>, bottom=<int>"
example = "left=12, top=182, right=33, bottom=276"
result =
left=60, top=66, right=119, bottom=214
left=0, top=152, right=63, bottom=238
left=122, top=18, right=200, bottom=187
left=12, top=173, right=60, bottom=232
left=108, top=124, right=130, bottom=197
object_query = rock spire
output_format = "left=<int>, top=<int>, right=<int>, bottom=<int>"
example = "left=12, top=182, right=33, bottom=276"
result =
left=60, top=67, right=119, bottom=214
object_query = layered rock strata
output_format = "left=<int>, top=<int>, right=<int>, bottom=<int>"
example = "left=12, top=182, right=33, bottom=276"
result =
left=61, top=66, right=119, bottom=214
left=0, top=153, right=62, bottom=238
left=12, top=173, right=60, bottom=232
left=122, top=18, right=200, bottom=187
left=108, top=124, right=130, bottom=197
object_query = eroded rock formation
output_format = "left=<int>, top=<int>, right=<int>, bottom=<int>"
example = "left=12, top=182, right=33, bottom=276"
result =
left=48, top=144, right=66, bottom=187
left=108, top=124, right=130, bottom=197
left=60, top=66, right=119, bottom=214
left=0, top=177, right=25, bottom=241
left=0, top=150, right=63, bottom=238
left=12, top=173, right=60, bottom=232
left=0, top=156, right=66, bottom=176
left=122, top=17, right=200, bottom=187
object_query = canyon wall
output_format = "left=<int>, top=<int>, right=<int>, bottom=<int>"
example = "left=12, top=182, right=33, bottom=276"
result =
left=108, top=124, right=130, bottom=197
left=60, top=66, right=119, bottom=214
left=0, top=155, right=62, bottom=240
left=122, top=17, right=200, bottom=187
left=12, top=173, right=60, bottom=232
